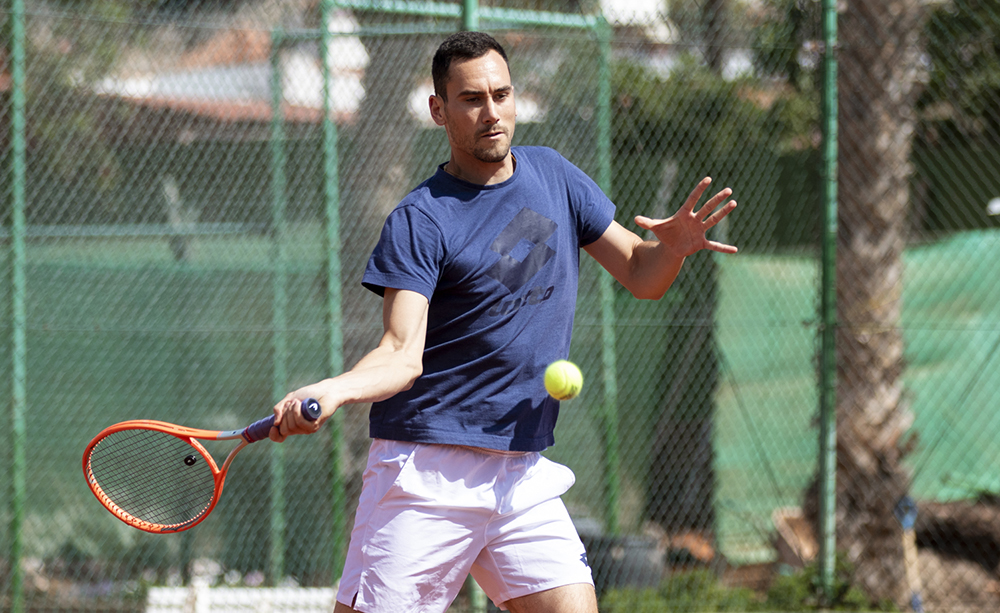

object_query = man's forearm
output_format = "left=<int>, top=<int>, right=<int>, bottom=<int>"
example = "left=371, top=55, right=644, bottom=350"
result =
left=314, top=343, right=423, bottom=408
left=625, top=239, right=686, bottom=300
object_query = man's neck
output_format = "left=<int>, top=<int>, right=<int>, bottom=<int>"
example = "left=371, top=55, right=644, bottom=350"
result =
left=444, top=153, right=515, bottom=186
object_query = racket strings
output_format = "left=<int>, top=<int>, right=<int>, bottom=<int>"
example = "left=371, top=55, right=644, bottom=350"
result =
left=87, top=429, right=216, bottom=528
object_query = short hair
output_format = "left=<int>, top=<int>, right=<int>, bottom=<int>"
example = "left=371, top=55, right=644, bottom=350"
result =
left=432, top=31, right=510, bottom=100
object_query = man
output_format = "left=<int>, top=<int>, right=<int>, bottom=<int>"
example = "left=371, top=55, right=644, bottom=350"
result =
left=270, top=31, right=737, bottom=613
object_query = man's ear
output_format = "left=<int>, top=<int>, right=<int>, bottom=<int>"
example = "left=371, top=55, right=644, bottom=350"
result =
left=429, top=94, right=447, bottom=126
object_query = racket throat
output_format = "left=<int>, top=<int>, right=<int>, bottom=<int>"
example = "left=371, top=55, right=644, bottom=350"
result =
left=217, top=427, right=248, bottom=440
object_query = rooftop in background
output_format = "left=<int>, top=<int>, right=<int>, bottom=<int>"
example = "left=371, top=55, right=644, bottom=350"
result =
left=602, top=0, right=663, bottom=24
left=93, top=8, right=558, bottom=129
left=602, top=0, right=675, bottom=44
left=94, top=10, right=366, bottom=126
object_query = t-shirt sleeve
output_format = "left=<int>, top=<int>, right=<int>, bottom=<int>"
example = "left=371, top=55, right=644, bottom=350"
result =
left=557, top=153, right=616, bottom=246
left=362, top=205, right=443, bottom=299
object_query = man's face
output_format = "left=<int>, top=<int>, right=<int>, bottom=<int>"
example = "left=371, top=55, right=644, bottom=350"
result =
left=430, top=50, right=516, bottom=165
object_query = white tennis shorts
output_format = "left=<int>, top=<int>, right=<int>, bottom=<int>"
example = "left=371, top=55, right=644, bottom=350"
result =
left=335, top=439, right=594, bottom=613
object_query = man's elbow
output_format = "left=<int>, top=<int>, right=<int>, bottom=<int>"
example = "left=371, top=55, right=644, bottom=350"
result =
left=623, top=266, right=676, bottom=300
left=399, top=359, right=423, bottom=392
left=631, top=288, right=668, bottom=301
left=625, top=281, right=669, bottom=301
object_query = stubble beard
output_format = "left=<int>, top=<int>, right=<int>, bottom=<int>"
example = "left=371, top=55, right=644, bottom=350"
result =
left=473, top=132, right=511, bottom=164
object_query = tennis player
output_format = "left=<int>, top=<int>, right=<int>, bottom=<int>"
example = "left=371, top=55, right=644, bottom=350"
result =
left=271, top=31, right=737, bottom=613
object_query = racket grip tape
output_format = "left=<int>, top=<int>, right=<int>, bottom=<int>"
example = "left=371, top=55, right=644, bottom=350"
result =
left=242, top=398, right=322, bottom=443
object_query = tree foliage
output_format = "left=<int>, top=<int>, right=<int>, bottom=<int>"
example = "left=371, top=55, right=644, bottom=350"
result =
left=920, top=0, right=1000, bottom=139
left=611, top=56, right=776, bottom=160
left=8, top=1, right=155, bottom=211
left=749, top=0, right=822, bottom=151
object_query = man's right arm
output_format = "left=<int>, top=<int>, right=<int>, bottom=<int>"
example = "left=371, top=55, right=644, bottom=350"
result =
left=269, top=288, right=428, bottom=441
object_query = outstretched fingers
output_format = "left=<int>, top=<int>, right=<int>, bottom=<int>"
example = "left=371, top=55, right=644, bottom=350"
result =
left=701, top=198, right=737, bottom=229
left=694, top=185, right=733, bottom=218
left=703, top=197, right=739, bottom=254
left=693, top=182, right=738, bottom=254
left=681, top=177, right=714, bottom=213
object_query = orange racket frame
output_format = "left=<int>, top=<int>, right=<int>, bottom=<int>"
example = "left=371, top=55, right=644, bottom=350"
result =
left=82, top=399, right=320, bottom=533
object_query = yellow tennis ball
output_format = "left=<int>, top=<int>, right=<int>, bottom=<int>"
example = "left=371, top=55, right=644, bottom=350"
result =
left=544, top=360, right=583, bottom=401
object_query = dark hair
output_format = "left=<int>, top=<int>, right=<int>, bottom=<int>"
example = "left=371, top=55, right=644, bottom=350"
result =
left=432, top=31, right=509, bottom=100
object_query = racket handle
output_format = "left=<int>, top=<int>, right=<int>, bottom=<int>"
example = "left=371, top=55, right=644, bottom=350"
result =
left=242, top=398, right=322, bottom=443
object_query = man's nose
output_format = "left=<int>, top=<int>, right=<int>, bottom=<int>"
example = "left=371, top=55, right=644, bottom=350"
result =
left=483, top=98, right=501, bottom=123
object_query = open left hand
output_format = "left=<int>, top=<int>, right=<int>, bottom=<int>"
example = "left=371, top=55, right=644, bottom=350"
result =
left=635, top=177, right=738, bottom=258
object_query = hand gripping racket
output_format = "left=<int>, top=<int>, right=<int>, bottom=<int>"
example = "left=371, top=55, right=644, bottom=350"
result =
left=82, top=399, right=321, bottom=534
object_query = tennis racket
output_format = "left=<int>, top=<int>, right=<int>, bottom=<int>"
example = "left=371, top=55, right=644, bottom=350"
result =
left=82, top=398, right=322, bottom=534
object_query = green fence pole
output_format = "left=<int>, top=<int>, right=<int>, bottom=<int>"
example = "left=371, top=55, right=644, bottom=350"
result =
left=320, top=0, right=348, bottom=581
left=818, top=0, right=839, bottom=601
left=594, top=15, right=620, bottom=537
left=462, top=0, right=479, bottom=31
left=269, top=28, right=289, bottom=586
left=5, top=2, right=27, bottom=612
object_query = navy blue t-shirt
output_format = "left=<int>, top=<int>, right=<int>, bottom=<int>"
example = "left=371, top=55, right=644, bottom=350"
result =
left=361, top=146, right=615, bottom=451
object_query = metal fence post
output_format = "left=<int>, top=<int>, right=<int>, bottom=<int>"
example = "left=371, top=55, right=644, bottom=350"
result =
left=269, top=27, right=290, bottom=586
left=594, top=14, right=620, bottom=537
left=5, top=0, right=27, bottom=613
left=4, top=1, right=28, bottom=612
left=321, top=0, right=348, bottom=582
left=462, top=0, right=479, bottom=31
left=818, top=0, right=839, bottom=601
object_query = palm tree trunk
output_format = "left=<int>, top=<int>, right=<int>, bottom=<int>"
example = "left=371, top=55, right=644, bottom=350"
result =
left=828, top=0, right=924, bottom=604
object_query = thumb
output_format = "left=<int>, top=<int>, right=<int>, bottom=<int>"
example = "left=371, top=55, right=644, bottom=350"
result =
left=634, top=215, right=657, bottom=229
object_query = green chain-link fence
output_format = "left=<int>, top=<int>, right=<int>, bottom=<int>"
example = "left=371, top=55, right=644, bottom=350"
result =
left=4, top=1, right=1000, bottom=612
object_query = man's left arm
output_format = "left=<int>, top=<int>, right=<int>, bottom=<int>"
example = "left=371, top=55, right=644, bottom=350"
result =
left=583, top=177, right=737, bottom=300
